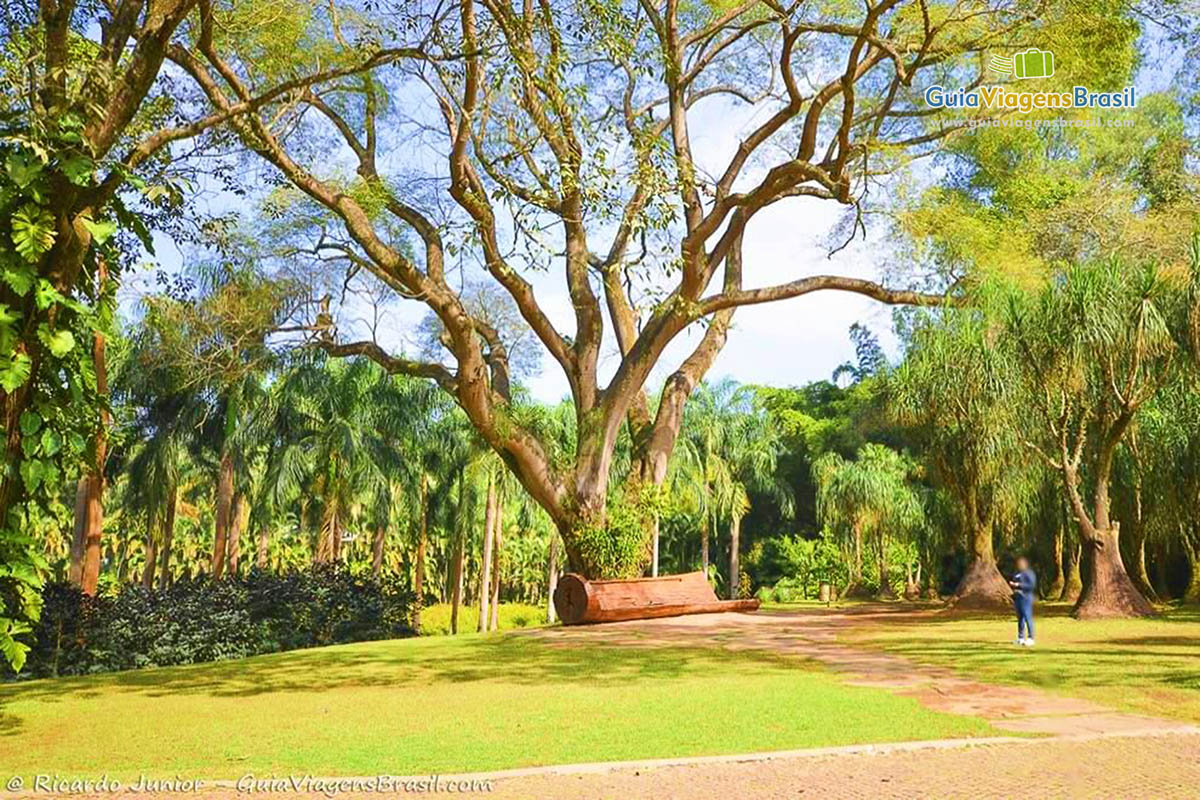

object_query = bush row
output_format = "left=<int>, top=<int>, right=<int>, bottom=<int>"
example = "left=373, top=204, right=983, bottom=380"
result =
left=11, top=567, right=415, bottom=679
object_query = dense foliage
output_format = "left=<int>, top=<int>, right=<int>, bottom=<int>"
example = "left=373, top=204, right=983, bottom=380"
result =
left=12, top=567, right=414, bottom=678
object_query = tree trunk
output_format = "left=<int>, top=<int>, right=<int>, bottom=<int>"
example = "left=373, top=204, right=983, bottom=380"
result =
left=490, top=487, right=503, bottom=631
left=212, top=449, right=233, bottom=578
left=255, top=526, right=269, bottom=570
left=728, top=514, right=741, bottom=600
left=700, top=515, right=710, bottom=577
left=843, top=521, right=870, bottom=598
left=412, top=474, right=427, bottom=631
left=1182, top=537, right=1200, bottom=604
left=1127, top=516, right=1158, bottom=603
left=1047, top=523, right=1066, bottom=601
left=158, top=486, right=177, bottom=590
left=69, top=477, right=88, bottom=585
left=547, top=534, right=559, bottom=623
left=331, top=502, right=343, bottom=563
left=951, top=519, right=1012, bottom=610
left=1062, top=538, right=1083, bottom=602
left=450, top=530, right=465, bottom=634
left=478, top=475, right=496, bottom=633
left=875, top=533, right=895, bottom=600
left=79, top=295, right=110, bottom=596
left=227, top=493, right=246, bottom=576
left=1074, top=523, right=1156, bottom=618
left=371, top=525, right=386, bottom=577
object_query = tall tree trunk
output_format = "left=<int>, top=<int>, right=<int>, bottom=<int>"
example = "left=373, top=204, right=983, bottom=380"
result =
left=1047, top=523, right=1066, bottom=600
left=1062, top=537, right=1083, bottom=602
left=1062, top=449, right=1153, bottom=618
left=227, top=493, right=246, bottom=576
left=141, top=505, right=158, bottom=590
left=1182, top=536, right=1200, bottom=604
left=212, top=449, right=233, bottom=578
left=547, top=534, right=559, bottom=623
left=255, top=526, right=269, bottom=570
left=80, top=283, right=110, bottom=596
left=490, top=487, right=503, bottom=631
left=843, top=521, right=870, bottom=598
left=700, top=514, right=710, bottom=577
left=1075, top=523, right=1156, bottom=618
left=478, top=474, right=496, bottom=633
left=1127, top=514, right=1158, bottom=603
left=69, top=477, right=88, bottom=585
left=728, top=514, right=741, bottom=600
left=158, top=486, right=177, bottom=590
left=951, top=516, right=1012, bottom=609
left=450, top=530, right=465, bottom=634
left=876, top=533, right=895, bottom=600
left=412, top=474, right=427, bottom=632
left=372, top=525, right=386, bottom=577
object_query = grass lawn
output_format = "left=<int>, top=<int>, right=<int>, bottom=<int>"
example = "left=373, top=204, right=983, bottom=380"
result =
left=0, top=630, right=992, bottom=780
left=846, top=604, right=1200, bottom=723
left=417, top=602, right=546, bottom=635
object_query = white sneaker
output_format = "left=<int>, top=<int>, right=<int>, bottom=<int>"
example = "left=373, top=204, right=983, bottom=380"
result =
left=1014, top=638, right=1026, bottom=645
left=1022, top=638, right=1035, bottom=647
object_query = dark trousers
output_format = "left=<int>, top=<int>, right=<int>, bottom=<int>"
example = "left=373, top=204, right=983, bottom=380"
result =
left=1014, top=596, right=1034, bottom=640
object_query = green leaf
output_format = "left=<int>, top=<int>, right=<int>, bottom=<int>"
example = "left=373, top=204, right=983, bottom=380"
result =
left=18, top=410, right=40, bottom=437
left=0, top=623, right=32, bottom=673
left=37, top=325, right=75, bottom=357
left=60, top=156, right=95, bottom=186
left=40, top=428, right=61, bottom=457
left=19, top=459, right=45, bottom=493
left=11, top=204, right=56, bottom=262
left=1, top=265, right=36, bottom=296
left=81, top=216, right=118, bottom=245
left=0, top=352, right=31, bottom=391
left=5, top=151, right=43, bottom=188
left=34, top=280, right=66, bottom=311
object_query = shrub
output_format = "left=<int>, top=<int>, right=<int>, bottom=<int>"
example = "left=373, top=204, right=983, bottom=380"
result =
left=9, top=566, right=415, bottom=679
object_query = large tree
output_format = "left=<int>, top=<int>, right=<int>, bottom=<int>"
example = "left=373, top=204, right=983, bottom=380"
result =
left=175, top=0, right=1133, bottom=578
left=1004, top=253, right=1199, bottom=618
left=889, top=306, right=1036, bottom=609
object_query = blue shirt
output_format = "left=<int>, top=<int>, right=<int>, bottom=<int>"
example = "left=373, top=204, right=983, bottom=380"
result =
left=1013, top=569, right=1036, bottom=602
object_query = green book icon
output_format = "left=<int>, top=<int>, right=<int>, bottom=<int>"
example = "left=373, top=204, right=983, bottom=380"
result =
left=1013, top=49, right=1054, bottom=79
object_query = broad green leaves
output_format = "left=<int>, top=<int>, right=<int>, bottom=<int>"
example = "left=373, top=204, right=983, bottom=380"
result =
left=11, top=204, right=56, bottom=262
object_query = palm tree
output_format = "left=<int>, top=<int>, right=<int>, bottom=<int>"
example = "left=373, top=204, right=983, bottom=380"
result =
left=264, top=357, right=431, bottom=569
left=673, top=380, right=791, bottom=596
left=814, top=444, right=923, bottom=599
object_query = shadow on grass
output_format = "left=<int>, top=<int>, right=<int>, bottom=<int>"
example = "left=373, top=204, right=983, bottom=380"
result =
left=0, top=632, right=814, bottom=715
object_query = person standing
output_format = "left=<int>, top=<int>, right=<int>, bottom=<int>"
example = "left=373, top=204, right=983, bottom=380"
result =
left=1010, top=556, right=1037, bottom=646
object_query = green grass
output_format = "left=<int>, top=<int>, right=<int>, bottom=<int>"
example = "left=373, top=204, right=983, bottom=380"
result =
left=0, top=631, right=993, bottom=780
left=847, top=604, right=1200, bottom=723
left=418, top=602, right=547, bottom=636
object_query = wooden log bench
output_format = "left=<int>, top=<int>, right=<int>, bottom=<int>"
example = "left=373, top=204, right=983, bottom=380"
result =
left=552, top=570, right=760, bottom=625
